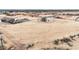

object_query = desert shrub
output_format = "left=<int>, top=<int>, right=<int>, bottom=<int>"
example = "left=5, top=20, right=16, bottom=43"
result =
left=53, top=47, right=70, bottom=50
left=69, top=35, right=76, bottom=41
left=41, top=48, right=51, bottom=50
left=67, top=43, right=73, bottom=47
left=77, top=34, right=79, bottom=37
left=60, top=37, right=73, bottom=47
left=61, top=37, right=72, bottom=43
left=26, top=43, right=34, bottom=49
left=53, top=39, right=59, bottom=45
left=0, top=35, right=5, bottom=50
left=41, top=47, right=70, bottom=50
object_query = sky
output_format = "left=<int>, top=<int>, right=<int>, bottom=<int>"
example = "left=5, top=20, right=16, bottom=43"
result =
left=0, top=0, right=79, bottom=9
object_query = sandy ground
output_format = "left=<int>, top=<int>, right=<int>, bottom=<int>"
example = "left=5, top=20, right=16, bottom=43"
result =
left=0, top=14, right=79, bottom=50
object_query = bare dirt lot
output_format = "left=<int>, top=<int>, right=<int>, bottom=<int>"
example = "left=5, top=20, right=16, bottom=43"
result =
left=0, top=11, right=79, bottom=50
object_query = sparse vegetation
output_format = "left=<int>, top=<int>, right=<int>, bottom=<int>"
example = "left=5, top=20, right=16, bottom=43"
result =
left=26, top=43, right=34, bottom=49
left=41, top=47, right=70, bottom=50
left=53, top=47, right=70, bottom=50
left=0, top=33, right=5, bottom=50
left=53, top=39, right=59, bottom=45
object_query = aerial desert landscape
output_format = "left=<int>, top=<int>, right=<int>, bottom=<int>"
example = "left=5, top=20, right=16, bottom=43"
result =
left=0, top=10, right=79, bottom=50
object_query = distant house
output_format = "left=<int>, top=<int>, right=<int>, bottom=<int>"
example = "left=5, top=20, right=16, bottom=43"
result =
left=39, top=15, right=55, bottom=22
left=1, top=17, right=30, bottom=24
left=1, top=17, right=15, bottom=24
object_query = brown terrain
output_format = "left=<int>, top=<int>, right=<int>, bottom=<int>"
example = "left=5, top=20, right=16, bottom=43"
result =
left=0, top=11, right=79, bottom=50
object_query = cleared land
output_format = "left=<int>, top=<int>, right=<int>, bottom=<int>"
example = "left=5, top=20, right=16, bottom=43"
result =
left=0, top=11, right=79, bottom=50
